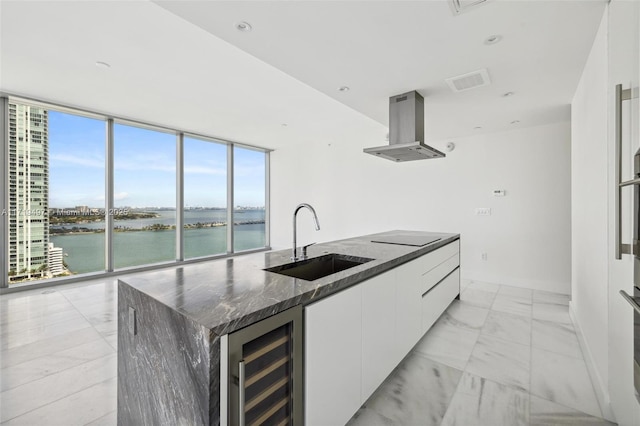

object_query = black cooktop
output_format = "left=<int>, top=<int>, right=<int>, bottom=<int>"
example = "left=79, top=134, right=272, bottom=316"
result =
left=371, top=235, right=441, bottom=247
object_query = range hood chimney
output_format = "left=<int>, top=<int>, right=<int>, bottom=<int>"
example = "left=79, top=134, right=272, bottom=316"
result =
left=364, top=91, right=445, bottom=162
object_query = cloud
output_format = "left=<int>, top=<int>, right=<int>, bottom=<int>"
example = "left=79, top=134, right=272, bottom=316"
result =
left=115, top=158, right=175, bottom=173
left=50, top=154, right=103, bottom=168
left=94, top=192, right=129, bottom=201
left=184, top=165, right=226, bottom=176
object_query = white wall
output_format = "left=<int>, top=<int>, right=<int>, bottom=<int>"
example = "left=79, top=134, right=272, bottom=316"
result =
left=271, top=121, right=571, bottom=294
left=570, top=8, right=610, bottom=416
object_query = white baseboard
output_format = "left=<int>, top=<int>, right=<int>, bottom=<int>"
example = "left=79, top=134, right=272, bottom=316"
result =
left=569, top=302, right=616, bottom=422
left=461, top=272, right=570, bottom=295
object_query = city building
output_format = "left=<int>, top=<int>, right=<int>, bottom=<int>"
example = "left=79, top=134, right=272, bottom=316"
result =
left=8, top=103, right=49, bottom=281
left=47, top=242, right=64, bottom=276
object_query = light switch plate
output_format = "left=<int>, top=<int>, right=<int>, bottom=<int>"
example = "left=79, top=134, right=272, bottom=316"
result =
left=475, top=208, right=491, bottom=216
left=129, top=306, right=137, bottom=335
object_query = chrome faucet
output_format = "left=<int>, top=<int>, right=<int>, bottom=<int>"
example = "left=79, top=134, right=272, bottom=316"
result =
left=292, top=203, right=320, bottom=261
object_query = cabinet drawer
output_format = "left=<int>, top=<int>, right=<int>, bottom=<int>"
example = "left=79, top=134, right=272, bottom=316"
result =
left=421, top=268, right=460, bottom=334
left=419, top=254, right=459, bottom=295
left=409, top=240, right=459, bottom=275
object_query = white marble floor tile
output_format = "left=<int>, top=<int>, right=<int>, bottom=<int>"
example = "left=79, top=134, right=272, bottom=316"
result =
left=350, top=354, right=462, bottom=426
left=481, top=310, right=532, bottom=346
left=58, top=280, right=117, bottom=302
left=346, top=406, right=395, bottom=426
left=0, top=327, right=104, bottom=369
left=1, top=339, right=115, bottom=392
left=532, top=319, right=582, bottom=359
left=440, top=372, right=529, bottom=426
left=104, top=334, right=118, bottom=351
left=532, top=302, right=572, bottom=324
left=492, top=293, right=533, bottom=317
left=414, top=323, right=480, bottom=370
left=0, top=300, right=77, bottom=325
left=466, top=334, right=530, bottom=392
left=498, top=285, right=533, bottom=301
left=0, top=354, right=117, bottom=422
left=0, top=308, right=87, bottom=337
left=530, top=395, right=615, bottom=425
left=2, top=377, right=117, bottom=426
left=458, top=287, right=497, bottom=309
left=533, top=290, right=570, bottom=306
left=530, top=348, right=602, bottom=418
left=460, top=278, right=472, bottom=291
left=466, top=280, right=500, bottom=294
left=437, top=300, right=490, bottom=331
left=0, top=290, right=68, bottom=308
left=1, top=316, right=94, bottom=351
left=85, top=410, right=117, bottom=426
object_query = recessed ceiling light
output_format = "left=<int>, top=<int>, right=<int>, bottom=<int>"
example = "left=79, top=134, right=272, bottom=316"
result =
left=95, top=61, right=111, bottom=69
left=338, top=86, right=350, bottom=92
left=510, top=120, right=520, bottom=125
left=484, top=35, right=502, bottom=45
left=235, top=21, right=252, bottom=32
left=502, top=91, right=515, bottom=97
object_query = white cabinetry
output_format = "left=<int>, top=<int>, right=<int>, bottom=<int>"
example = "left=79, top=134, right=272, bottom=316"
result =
left=361, top=270, right=397, bottom=399
left=421, top=268, right=460, bottom=332
left=304, top=284, right=362, bottom=426
left=394, top=262, right=422, bottom=362
left=305, top=240, right=460, bottom=426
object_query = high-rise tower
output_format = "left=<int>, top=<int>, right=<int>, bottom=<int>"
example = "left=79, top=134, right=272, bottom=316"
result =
left=8, top=103, right=49, bottom=280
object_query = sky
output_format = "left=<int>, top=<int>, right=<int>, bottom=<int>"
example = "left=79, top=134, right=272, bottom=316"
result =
left=48, top=110, right=265, bottom=208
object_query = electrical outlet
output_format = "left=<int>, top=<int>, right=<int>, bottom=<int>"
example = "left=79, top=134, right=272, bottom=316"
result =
left=129, top=306, right=137, bottom=335
left=481, top=253, right=488, bottom=261
left=475, top=208, right=491, bottom=216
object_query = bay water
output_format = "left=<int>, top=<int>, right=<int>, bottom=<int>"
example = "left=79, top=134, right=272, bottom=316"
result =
left=50, top=209, right=266, bottom=274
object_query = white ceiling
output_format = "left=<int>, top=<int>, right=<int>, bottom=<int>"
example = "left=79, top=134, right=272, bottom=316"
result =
left=0, top=0, right=607, bottom=150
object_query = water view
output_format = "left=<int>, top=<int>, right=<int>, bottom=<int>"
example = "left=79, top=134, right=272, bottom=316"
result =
left=50, top=209, right=266, bottom=274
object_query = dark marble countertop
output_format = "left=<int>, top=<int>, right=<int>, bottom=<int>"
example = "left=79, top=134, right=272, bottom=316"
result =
left=118, top=230, right=459, bottom=336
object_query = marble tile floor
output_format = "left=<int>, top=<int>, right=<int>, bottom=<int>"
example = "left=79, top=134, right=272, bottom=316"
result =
left=0, top=278, right=616, bottom=425
left=348, top=279, right=616, bottom=426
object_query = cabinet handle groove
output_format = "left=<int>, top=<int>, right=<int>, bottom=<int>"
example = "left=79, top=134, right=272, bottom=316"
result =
left=422, top=267, right=459, bottom=298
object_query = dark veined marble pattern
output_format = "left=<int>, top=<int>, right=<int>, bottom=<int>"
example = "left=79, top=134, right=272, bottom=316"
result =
left=120, top=230, right=458, bottom=336
left=117, top=230, right=459, bottom=425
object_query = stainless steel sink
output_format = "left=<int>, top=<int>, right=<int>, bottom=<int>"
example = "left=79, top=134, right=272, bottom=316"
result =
left=265, top=253, right=374, bottom=281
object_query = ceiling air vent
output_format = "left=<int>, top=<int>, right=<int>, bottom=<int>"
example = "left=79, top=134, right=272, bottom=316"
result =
left=445, top=68, right=491, bottom=93
left=449, top=0, right=490, bottom=15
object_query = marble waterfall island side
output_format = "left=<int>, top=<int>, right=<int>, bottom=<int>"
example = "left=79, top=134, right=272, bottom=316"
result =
left=117, top=230, right=459, bottom=425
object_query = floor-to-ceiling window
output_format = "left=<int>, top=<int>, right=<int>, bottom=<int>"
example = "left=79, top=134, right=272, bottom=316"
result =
left=3, top=97, right=270, bottom=287
left=113, top=123, right=176, bottom=269
left=48, top=110, right=106, bottom=276
left=7, top=102, right=107, bottom=283
left=183, top=136, right=227, bottom=258
left=233, top=147, right=266, bottom=251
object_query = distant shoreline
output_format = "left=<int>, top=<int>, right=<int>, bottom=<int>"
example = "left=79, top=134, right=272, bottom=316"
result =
left=50, top=220, right=265, bottom=235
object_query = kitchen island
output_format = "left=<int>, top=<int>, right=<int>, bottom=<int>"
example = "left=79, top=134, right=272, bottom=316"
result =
left=117, top=230, right=460, bottom=425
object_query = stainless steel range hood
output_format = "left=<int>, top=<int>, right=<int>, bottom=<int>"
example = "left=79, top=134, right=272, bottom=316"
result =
left=364, top=91, right=445, bottom=162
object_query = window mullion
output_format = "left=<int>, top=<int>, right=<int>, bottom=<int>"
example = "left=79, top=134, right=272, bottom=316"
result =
left=176, top=133, right=184, bottom=261
left=227, top=144, right=234, bottom=254
left=105, top=119, right=114, bottom=272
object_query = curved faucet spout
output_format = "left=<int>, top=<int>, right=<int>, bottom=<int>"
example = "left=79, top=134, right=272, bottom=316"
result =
left=293, top=203, right=320, bottom=261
